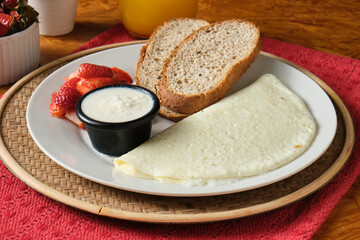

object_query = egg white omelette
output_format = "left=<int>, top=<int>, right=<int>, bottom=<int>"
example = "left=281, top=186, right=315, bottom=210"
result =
left=114, top=74, right=316, bottom=185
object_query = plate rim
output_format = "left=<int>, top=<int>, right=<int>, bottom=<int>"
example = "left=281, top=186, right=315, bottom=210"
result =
left=0, top=41, right=355, bottom=223
left=25, top=42, right=337, bottom=196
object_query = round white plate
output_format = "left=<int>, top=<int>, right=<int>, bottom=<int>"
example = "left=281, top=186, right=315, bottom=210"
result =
left=26, top=43, right=337, bottom=197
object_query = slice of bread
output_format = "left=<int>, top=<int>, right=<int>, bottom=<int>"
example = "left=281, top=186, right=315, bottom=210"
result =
left=136, top=18, right=209, bottom=121
left=156, top=19, right=262, bottom=114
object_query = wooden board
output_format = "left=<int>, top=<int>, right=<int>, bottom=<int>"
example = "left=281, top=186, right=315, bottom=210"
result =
left=0, top=41, right=355, bottom=223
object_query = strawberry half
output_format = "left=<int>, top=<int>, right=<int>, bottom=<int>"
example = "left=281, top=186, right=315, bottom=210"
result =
left=59, top=77, right=80, bottom=91
left=76, top=77, right=118, bottom=95
left=64, top=71, right=79, bottom=82
left=49, top=87, right=81, bottom=117
left=0, top=12, right=14, bottom=27
left=77, top=63, right=113, bottom=79
left=0, top=0, right=38, bottom=36
left=65, top=109, right=85, bottom=129
left=9, top=11, right=20, bottom=22
left=111, top=67, right=133, bottom=84
left=49, top=63, right=133, bottom=128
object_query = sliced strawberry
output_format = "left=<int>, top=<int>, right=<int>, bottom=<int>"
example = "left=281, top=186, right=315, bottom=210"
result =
left=59, top=77, right=80, bottom=91
left=9, top=11, right=20, bottom=21
left=65, top=110, right=85, bottom=129
left=49, top=88, right=81, bottom=117
left=0, top=0, right=38, bottom=35
left=49, top=92, right=67, bottom=117
left=76, top=77, right=117, bottom=95
left=111, top=67, right=133, bottom=84
left=0, top=13, right=14, bottom=28
left=57, top=87, right=81, bottom=99
left=64, top=72, right=79, bottom=82
left=77, top=63, right=113, bottom=79
left=50, top=63, right=133, bottom=129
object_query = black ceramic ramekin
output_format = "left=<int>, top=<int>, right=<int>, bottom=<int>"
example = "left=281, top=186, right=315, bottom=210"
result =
left=76, top=84, right=160, bottom=156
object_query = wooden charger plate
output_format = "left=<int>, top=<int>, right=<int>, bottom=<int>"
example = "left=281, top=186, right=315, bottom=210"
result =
left=0, top=41, right=355, bottom=223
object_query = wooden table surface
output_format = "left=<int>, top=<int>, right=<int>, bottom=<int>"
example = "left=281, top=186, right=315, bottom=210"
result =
left=2, top=0, right=359, bottom=239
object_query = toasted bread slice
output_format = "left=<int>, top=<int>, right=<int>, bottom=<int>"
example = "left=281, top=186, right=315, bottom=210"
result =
left=136, top=18, right=209, bottom=121
left=156, top=19, right=262, bottom=114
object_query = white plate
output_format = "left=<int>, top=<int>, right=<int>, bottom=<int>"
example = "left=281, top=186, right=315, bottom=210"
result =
left=26, top=43, right=337, bottom=197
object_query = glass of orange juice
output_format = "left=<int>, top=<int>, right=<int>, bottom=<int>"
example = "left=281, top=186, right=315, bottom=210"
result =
left=119, top=0, right=198, bottom=38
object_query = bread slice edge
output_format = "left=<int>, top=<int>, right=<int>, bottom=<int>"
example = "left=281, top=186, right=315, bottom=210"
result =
left=156, top=19, right=263, bottom=114
left=136, top=18, right=209, bottom=121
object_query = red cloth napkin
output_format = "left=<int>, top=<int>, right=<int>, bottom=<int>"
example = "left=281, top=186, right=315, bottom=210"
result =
left=72, top=23, right=137, bottom=53
left=1, top=22, right=359, bottom=239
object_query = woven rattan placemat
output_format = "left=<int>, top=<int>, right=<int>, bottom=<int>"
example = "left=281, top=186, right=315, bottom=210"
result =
left=0, top=42, right=354, bottom=223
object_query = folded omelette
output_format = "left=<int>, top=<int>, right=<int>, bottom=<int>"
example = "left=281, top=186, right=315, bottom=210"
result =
left=114, top=74, right=316, bottom=185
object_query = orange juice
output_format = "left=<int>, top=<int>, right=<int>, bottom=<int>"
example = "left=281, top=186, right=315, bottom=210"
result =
left=119, top=0, right=198, bottom=38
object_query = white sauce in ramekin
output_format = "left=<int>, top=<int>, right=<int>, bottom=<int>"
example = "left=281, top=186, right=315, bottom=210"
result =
left=81, top=87, right=154, bottom=123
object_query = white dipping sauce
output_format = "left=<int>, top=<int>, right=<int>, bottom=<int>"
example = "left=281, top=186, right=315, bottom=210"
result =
left=81, top=87, right=154, bottom=123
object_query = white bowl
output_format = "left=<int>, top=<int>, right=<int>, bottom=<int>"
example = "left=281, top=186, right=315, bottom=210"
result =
left=28, top=0, right=78, bottom=36
left=0, top=22, right=40, bottom=86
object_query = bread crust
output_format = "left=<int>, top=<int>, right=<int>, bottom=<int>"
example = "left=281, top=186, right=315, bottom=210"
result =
left=156, top=19, right=263, bottom=114
left=135, top=18, right=209, bottom=121
left=135, top=44, right=148, bottom=88
left=136, top=18, right=209, bottom=90
left=138, top=42, right=189, bottom=122
left=158, top=106, right=190, bottom=122
left=135, top=21, right=163, bottom=88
